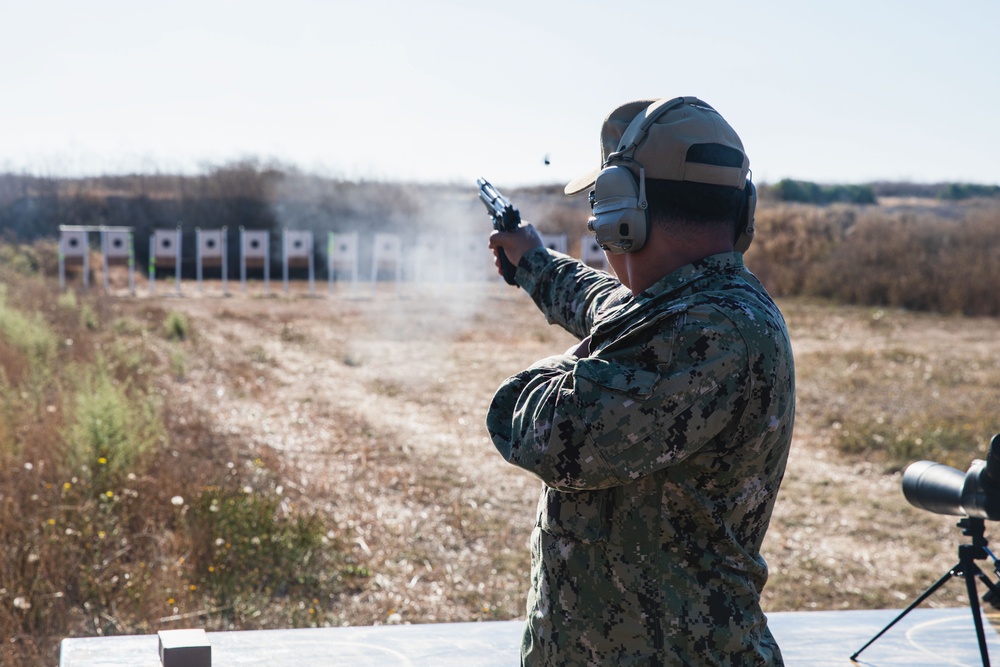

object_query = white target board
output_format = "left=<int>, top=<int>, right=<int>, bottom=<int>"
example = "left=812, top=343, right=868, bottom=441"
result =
left=370, top=232, right=402, bottom=285
left=152, top=229, right=181, bottom=266
left=60, top=230, right=88, bottom=259
left=539, top=233, right=567, bottom=255
left=102, top=230, right=131, bottom=260
left=327, top=231, right=359, bottom=290
left=581, top=236, right=608, bottom=271
left=329, top=232, right=359, bottom=265
left=284, top=230, right=312, bottom=265
left=239, top=229, right=270, bottom=293
left=282, top=230, right=314, bottom=294
left=198, top=229, right=225, bottom=261
left=196, top=228, right=228, bottom=293
left=242, top=231, right=268, bottom=258
left=100, top=229, right=135, bottom=294
left=59, top=228, right=91, bottom=290
left=242, top=230, right=269, bottom=265
left=148, top=228, right=182, bottom=294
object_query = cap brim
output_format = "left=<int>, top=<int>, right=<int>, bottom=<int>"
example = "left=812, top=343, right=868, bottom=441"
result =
left=564, top=168, right=599, bottom=196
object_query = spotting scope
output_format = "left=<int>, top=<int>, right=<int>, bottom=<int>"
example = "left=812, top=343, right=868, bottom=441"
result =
left=902, top=434, right=1000, bottom=520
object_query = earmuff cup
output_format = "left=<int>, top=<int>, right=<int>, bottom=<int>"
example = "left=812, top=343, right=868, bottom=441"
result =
left=587, top=165, right=649, bottom=254
left=733, top=179, right=756, bottom=253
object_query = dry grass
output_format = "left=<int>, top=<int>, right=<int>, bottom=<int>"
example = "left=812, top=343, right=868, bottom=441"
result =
left=4, top=201, right=1000, bottom=665
left=104, top=284, right=1000, bottom=625
left=746, top=199, right=1000, bottom=315
left=762, top=300, right=1000, bottom=611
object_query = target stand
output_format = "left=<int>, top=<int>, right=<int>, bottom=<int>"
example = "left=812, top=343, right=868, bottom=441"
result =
left=100, top=227, right=135, bottom=295
left=282, top=229, right=314, bottom=295
left=196, top=227, right=228, bottom=295
left=239, top=228, right=270, bottom=294
left=58, top=227, right=91, bottom=290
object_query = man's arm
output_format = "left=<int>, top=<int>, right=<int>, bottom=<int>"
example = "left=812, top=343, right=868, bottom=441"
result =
left=508, top=245, right=626, bottom=340
left=486, top=305, right=750, bottom=491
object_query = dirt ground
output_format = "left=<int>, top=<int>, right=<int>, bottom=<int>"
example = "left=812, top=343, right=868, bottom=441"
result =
left=114, top=277, right=1000, bottom=627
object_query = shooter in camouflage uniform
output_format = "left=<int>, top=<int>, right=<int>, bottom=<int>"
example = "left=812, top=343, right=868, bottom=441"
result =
left=486, top=98, right=794, bottom=666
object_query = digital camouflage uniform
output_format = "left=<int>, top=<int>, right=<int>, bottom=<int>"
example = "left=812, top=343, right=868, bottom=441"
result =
left=486, top=247, right=794, bottom=666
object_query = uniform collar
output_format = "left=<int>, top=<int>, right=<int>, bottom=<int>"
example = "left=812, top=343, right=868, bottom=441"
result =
left=637, top=251, right=745, bottom=301
left=595, top=252, right=745, bottom=325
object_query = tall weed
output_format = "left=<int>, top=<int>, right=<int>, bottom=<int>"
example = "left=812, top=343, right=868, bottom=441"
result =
left=0, top=284, right=58, bottom=370
left=62, top=363, right=162, bottom=487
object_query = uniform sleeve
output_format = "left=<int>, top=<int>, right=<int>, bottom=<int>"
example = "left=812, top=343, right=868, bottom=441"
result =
left=486, top=306, right=750, bottom=491
left=515, top=247, right=626, bottom=339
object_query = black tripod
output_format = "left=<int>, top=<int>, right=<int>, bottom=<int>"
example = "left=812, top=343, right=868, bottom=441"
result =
left=851, top=517, right=1000, bottom=666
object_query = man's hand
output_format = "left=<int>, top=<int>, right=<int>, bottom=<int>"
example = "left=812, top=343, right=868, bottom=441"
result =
left=488, top=223, right=544, bottom=278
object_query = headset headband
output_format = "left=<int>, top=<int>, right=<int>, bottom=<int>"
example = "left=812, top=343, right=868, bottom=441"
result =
left=605, top=97, right=711, bottom=166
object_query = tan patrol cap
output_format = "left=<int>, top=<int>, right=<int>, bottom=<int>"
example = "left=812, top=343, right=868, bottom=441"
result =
left=564, top=97, right=750, bottom=195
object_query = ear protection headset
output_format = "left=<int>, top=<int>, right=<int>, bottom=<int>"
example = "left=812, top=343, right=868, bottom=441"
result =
left=587, top=97, right=756, bottom=254
left=734, top=178, right=756, bottom=253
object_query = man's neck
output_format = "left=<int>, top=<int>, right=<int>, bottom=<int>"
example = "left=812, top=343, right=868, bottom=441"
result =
left=615, top=232, right=734, bottom=295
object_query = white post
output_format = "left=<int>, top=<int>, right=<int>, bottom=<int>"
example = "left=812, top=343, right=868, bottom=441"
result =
left=282, top=228, right=289, bottom=294
left=196, top=227, right=204, bottom=292
left=221, top=227, right=229, bottom=296
left=82, top=241, right=89, bottom=290
left=174, top=226, right=182, bottom=296
left=264, top=234, right=270, bottom=294
left=102, top=229, right=110, bottom=293
left=149, top=234, right=156, bottom=294
left=308, top=231, right=315, bottom=295
left=128, top=231, right=135, bottom=295
left=240, top=227, right=247, bottom=293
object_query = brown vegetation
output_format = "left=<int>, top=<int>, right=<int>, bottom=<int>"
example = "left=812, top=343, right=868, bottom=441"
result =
left=2, top=187, right=1000, bottom=666
left=746, top=199, right=1000, bottom=315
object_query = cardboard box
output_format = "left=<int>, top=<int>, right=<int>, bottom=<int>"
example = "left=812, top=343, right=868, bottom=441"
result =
left=158, top=629, right=211, bottom=667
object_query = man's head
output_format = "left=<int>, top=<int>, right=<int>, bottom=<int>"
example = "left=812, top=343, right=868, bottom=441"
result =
left=565, top=97, right=755, bottom=254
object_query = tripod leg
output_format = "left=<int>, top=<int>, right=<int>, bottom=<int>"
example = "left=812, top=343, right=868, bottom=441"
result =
left=966, top=563, right=992, bottom=667
left=851, top=566, right=956, bottom=661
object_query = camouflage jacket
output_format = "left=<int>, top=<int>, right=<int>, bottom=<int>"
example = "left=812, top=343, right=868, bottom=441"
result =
left=486, top=248, right=794, bottom=666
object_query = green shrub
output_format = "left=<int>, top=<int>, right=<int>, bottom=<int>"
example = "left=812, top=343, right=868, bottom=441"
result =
left=0, top=287, right=58, bottom=367
left=938, top=183, right=1000, bottom=200
left=770, top=179, right=876, bottom=205
left=0, top=244, right=42, bottom=275
left=62, top=365, right=162, bottom=488
left=163, top=311, right=190, bottom=341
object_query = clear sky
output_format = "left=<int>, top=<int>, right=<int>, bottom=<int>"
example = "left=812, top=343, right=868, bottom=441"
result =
left=2, top=0, right=997, bottom=188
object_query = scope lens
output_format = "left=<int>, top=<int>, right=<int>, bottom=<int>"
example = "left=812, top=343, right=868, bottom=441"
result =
left=901, top=460, right=967, bottom=517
